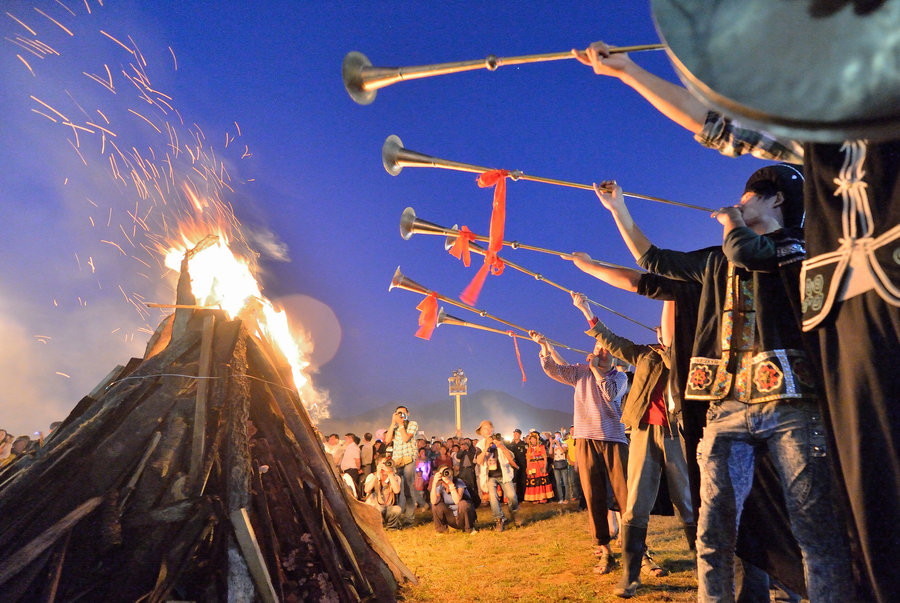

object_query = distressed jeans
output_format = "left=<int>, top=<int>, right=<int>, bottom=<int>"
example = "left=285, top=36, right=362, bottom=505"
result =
left=484, top=476, right=518, bottom=520
left=696, top=398, right=853, bottom=603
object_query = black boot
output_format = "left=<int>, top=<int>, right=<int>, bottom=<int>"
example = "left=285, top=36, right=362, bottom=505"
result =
left=613, top=524, right=645, bottom=598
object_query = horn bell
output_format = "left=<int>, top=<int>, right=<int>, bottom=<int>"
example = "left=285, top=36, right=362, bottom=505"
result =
left=388, top=266, right=429, bottom=295
left=400, top=207, right=452, bottom=240
left=342, top=51, right=378, bottom=105
left=436, top=307, right=468, bottom=327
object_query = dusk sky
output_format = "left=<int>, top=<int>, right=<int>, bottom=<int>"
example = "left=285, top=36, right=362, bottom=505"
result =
left=0, top=2, right=760, bottom=436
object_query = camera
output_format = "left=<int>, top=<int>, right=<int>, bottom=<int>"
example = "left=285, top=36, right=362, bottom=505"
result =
left=492, top=433, right=503, bottom=441
left=437, top=466, right=452, bottom=479
left=382, top=459, right=394, bottom=468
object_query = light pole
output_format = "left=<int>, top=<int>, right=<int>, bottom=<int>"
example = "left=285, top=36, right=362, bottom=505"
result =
left=448, top=368, right=467, bottom=432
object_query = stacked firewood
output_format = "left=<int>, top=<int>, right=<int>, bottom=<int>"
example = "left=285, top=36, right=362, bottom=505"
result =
left=0, top=268, right=413, bottom=601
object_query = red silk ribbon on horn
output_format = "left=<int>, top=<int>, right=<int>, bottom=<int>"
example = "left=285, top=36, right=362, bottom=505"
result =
left=448, top=226, right=477, bottom=267
left=415, top=292, right=438, bottom=340
left=460, top=169, right=509, bottom=305
left=508, top=331, right=526, bottom=382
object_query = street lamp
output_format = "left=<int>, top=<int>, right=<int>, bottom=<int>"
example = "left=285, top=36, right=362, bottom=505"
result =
left=448, top=368, right=467, bottom=431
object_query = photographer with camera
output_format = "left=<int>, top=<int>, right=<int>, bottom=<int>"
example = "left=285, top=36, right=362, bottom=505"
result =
left=363, top=458, right=403, bottom=530
left=430, top=464, right=476, bottom=534
left=384, top=404, right=426, bottom=523
left=475, top=420, right=521, bottom=531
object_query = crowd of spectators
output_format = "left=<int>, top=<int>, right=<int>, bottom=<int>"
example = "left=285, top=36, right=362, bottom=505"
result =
left=0, top=422, right=61, bottom=468
left=321, top=410, right=591, bottom=534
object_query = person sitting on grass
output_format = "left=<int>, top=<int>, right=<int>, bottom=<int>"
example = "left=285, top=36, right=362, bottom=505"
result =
left=430, top=465, right=477, bottom=534
left=364, top=458, right=403, bottom=530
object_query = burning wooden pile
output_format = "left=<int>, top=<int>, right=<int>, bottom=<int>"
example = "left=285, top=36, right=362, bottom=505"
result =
left=0, top=257, right=414, bottom=602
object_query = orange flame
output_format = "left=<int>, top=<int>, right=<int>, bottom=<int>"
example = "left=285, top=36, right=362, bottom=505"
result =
left=163, top=226, right=310, bottom=392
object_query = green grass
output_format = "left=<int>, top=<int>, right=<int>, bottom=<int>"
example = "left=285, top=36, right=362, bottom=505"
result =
left=388, top=502, right=697, bottom=601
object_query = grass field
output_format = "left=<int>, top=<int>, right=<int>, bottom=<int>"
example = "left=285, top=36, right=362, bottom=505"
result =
left=387, top=501, right=698, bottom=602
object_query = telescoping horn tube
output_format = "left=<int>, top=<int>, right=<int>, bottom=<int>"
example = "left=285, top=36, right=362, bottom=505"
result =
left=383, top=136, right=714, bottom=212
left=389, top=267, right=588, bottom=352
left=439, top=229, right=656, bottom=332
left=342, top=44, right=664, bottom=105
left=436, top=307, right=591, bottom=355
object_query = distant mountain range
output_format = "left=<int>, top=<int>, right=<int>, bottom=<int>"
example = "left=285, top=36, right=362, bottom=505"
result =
left=317, top=389, right=573, bottom=440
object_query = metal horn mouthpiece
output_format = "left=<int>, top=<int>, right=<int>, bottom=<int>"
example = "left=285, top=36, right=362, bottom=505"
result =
left=382, top=136, right=714, bottom=212
left=343, top=45, right=664, bottom=105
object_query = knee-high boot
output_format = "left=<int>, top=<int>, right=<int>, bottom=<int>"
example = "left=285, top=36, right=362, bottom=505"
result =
left=614, top=524, right=645, bottom=599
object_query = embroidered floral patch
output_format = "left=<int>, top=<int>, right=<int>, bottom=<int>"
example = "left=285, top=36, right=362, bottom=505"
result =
left=754, top=361, right=784, bottom=393
left=689, top=365, right=713, bottom=390
left=803, top=274, right=824, bottom=313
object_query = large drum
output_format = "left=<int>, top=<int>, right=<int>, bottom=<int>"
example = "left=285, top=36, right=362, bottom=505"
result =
left=652, top=0, right=900, bottom=142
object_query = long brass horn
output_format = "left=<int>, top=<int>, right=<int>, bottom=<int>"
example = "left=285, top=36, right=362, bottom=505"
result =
left=389, top=267, right=583, bottom=350
left=436, top=307, right=591, bottom=355
left=401, top=207, right=629, bottom=266
left=440, top=231, right=655, bottom=332
left=383, top=136, right=714, bottom=212
left=343, top=45, right=664, bottom=105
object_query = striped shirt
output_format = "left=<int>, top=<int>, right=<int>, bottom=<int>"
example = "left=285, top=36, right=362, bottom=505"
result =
left=539, top=356, right=628, bottom=444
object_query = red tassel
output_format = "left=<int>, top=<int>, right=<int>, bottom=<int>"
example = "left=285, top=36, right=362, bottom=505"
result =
left=508, top=331, right=526, bottom=382
left=461, top=170, right=510, bottom=305
left=415, top=292, right=438, bottom=340
left=448, top=226, right=476, bottom=267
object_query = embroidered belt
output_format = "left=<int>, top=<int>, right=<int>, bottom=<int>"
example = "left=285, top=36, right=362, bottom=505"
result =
left=685, top=349, right=817, bottom=403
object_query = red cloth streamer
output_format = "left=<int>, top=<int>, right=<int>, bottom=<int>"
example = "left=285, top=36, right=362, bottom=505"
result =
left=508, top=331, right=526, bottom=382
left=448, top=226, right=477, bottom=267
left=415, top=292, right=438, bottom=340
left=460, top=169, right=509, bottom=305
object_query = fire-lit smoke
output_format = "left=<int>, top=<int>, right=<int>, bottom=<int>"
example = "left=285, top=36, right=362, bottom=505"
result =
left=0, top=2, right=331, bottom=433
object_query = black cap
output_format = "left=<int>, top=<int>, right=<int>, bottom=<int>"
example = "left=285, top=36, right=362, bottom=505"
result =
left=744, top=164, right=805, bottom=228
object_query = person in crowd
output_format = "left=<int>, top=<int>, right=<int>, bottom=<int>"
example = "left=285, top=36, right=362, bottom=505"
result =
left=430, top=464, right=477, bottom=534
left=549, top=431, right=571, bottom=504
left=450, top=443, right=461, bottom=474
left=586, top=171, right=852, bottom=601
left=340, top=432, right=361, bottom=497
left=1, top=435, right=32, bottom=467
left=359, top=432, right=375, bottom=499
left=323, top=433, right=345, bottom=470
left=509, top=428, right=529, bottom=502
left=563, top=425, right=584, bottom=508
left=414, top=447, right=432, bottom=502
left=384, top=404, right=427, bottom=523
left=364, top=458, right=403, bottom=530
left=475, top=420, right=520, bottom=531
left=530, top=331, right=629, bottom=574
left=574, top=292, right=696, bottom=598
left=433, top=444, right=454, bottom=473
left=455, top=437, right=479, bottom=506
left=0, top=429, right=10, bottom=461
left=524, top=431, right=554, bottom=504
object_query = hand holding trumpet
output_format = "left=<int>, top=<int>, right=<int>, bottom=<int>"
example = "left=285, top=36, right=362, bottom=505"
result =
left=571, top=40, right=636, bottom=78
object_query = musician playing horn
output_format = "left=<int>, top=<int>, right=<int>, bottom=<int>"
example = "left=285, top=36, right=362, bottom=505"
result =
left=589, top=171, right=853, bottom=602
left=575, top=38, right=900, bottom=602
left=529, top=330, right=628, bottom=575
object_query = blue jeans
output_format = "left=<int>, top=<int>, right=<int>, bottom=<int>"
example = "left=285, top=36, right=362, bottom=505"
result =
left=485, top=476, right=518, bottom=520
left=696, top=399, right=853, bottom=603
left=553, top=465, right=570, bottom=500
left=398, top=461, right=426, bottom=520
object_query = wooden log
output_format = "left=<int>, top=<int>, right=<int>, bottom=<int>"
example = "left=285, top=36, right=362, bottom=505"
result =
left=189, top=314, right=216, bottom=490
left=223, top=332, right=255, bottom=599
left=143, top=313, right=174, bottom=359
left=252, top=455, right=285, bottom=601
left=0, top=496, right=102, bottom=588
left=245, top=338, right=397, bottom=602
left=229, top=508, right=278, bottom=603
left=44, top=529, right=70, bottom=603
left=118, top=431, right=162, bottom=512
